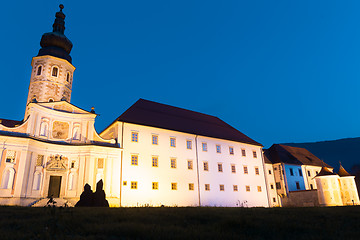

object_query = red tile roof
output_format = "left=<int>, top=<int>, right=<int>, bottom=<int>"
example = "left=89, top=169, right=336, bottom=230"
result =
left=115, top=99, right=262, bottom=146
left=264, top=144, right=332, bottom=167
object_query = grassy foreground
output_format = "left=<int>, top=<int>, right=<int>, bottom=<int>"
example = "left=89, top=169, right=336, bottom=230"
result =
left=1, top=206, right=360, bottom=240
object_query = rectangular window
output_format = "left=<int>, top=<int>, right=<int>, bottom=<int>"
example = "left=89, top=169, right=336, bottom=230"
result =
left=270, top=184, right=274, bottom=189
left=233, top=185, right=238, bottom=191
left=290, top=168, right=294, bottom=176
left=205, top=184, right=210, bottom=191
left=131, top=132, right=138, bottom=142
left=257, top=186, right=262, bottom=192
left=152, top=156, right=158, bottom=167
left=231, top=164, right=236, bottom=173
left=170, top=137, right=176, bottom=147
left=253, top=151, right=257, bottom=158
left=310, top=184, right=314, bottom=190
left=131, top=181, right=137, bottom=189
left=97, top=158, right=104, bottom=169
left=186, top=140, right=192, bottom=149
left=170, top=158, right=177, bottom=168
left=255, top=167, right=259, bottom=175
left=5, top=150, right=16, bottom=163
left=298, top=169, right=303, bottom=177
left=131, top=155, right=138, bottom=166
left=36, top=155, right=44, bottom=166
left=219, top=184, right=225, bottom=191
left=273, top=197, right=276, bottom=203
left=123, top=181, right=127, bottom=186
left=171, top=182, right=177, bottom=190
left=202, top=142, right=207, bottom=152
left=218, top=163, right=223, bottom=172
left=216, top=145, right=221, bottom=153
left=296, top=181, right=300, bottom=190
left=71, top=161, right=75, bottom=169
left=152, top=182, right=158, bottom=190
left=241, top=149, right=246, bottom=157
left=268, top=170, right=272, bottom=175
left=276, top=182, right=281, bottom=189
left=243, top=166, right=248, bottom=174
left=246, top=185, right=250, bottom=192
left=152, top=135, right=158, bottom=145
left=189, top=183, right=194, bottom=191
left=307, top=170, right=311, bottom=177
left=229, top=147, right=234, bottom=155
left=187, top=160, right=193, bottom=170
left=203, top=161, right=209, bottom=171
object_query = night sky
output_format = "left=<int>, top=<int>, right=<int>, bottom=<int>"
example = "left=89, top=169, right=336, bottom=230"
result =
left=1, top=1, right=360, bottom=148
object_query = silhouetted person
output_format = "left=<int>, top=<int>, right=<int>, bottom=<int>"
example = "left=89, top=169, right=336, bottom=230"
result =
left=75, top=183, right=93, bottom=207
left=93, top=180, right=109, bottom=207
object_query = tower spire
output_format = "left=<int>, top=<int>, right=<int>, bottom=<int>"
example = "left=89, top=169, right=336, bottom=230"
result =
left=37, top=4, right=73, bottom=63
left=52, top=4, right=66, bottom=34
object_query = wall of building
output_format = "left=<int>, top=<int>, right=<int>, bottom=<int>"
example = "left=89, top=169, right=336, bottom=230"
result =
left=116, top=122, right=269, bottom=207
left=264, top=163, right=280, bottom=207
left=284, top=164, right=305, bottom=192
left=301, top=165, right=321, bottom=190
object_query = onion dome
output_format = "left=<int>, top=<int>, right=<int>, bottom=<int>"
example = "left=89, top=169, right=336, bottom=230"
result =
left=37, top=4, right=73, bottom=63
left=315, top=166, right=338, bottom=177
left=338, top=163, right=352, bottom=177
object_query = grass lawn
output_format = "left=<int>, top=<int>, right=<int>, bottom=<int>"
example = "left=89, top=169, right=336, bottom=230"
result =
left=0, top=206, right=359, bottom=240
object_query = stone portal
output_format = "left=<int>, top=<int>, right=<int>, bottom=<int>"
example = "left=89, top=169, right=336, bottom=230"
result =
left=48, top=176, right=62, bottom=198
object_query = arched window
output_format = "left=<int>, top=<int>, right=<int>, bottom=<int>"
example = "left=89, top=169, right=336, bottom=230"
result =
left=32, top=172, right=42, bottom=191
left=68, top=172, right=75, bottom=190
left=73, top=126, right=80, bottom=140
left=52, top=67, right=59, bottom=77
left=48, top=98, right=54, bottom=102
left=1, top=168, right=15, bottom=189
left=36, top=66, right=42, bottom=76
left=40, top=121, right=49, bottom=136
left=66, top=72, right=70, bottom=82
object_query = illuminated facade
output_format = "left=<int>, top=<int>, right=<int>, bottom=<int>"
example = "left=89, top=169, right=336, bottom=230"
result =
left=264, top=144, right=360, bottom=206
left=0, top=6, right=270, bottom=207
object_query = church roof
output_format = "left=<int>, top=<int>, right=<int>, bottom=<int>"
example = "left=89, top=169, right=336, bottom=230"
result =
left=338, top=164, right=352, bottom=177
left=115, top=99, right=262, bottom=146
left=264, top=144, right=332, bottom=168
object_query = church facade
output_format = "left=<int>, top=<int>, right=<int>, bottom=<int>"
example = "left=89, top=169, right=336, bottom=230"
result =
left=0, top=6, right=271, bottom=207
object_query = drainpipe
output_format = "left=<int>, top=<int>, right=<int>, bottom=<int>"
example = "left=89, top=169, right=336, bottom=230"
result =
left=195, top=135, right=201, bottom=206
left=260, top=148, right=271, bottom=207
left=119, top=122, right=124, bottom=207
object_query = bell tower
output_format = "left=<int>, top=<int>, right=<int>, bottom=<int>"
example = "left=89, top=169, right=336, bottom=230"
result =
left=25, top=4, right=75, bottom=119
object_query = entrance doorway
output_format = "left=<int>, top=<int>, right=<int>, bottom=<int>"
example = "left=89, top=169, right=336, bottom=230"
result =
left=48, top=176, right=61, bottom=198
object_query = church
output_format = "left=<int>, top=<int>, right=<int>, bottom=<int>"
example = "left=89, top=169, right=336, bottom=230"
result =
left=0, top=6, right=270, bottom=207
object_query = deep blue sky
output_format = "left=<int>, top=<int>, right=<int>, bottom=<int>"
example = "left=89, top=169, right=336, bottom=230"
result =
left=1, top=1, right=360, bottom=148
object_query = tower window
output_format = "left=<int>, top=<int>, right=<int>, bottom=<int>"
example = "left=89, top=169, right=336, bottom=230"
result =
left=66, top=72, right=70, bottom=82
left=37, top=66, right=42, bottom=76
left=52, top=67, right=59, bottom=77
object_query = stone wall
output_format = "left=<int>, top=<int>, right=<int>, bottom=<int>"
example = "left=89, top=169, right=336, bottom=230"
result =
left=281, top=190, right=319, bottom=207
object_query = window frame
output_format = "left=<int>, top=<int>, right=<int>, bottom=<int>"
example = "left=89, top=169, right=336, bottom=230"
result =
left=170, top=158, right=177, bottom=169
left=170, top=137, right=176, bottom=147
left=51, top=66, right=59, bottom=77
left=186, top=140, right=192, bottom=150
left=152, top=135, right=158, bottom=145
left=131, top=155, right=138, bottom=166
left=229, top=147, right=234, bottom=155
left=131, top=132, right=138, bottom=142
left=216, top=145, right=221, bottom=153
